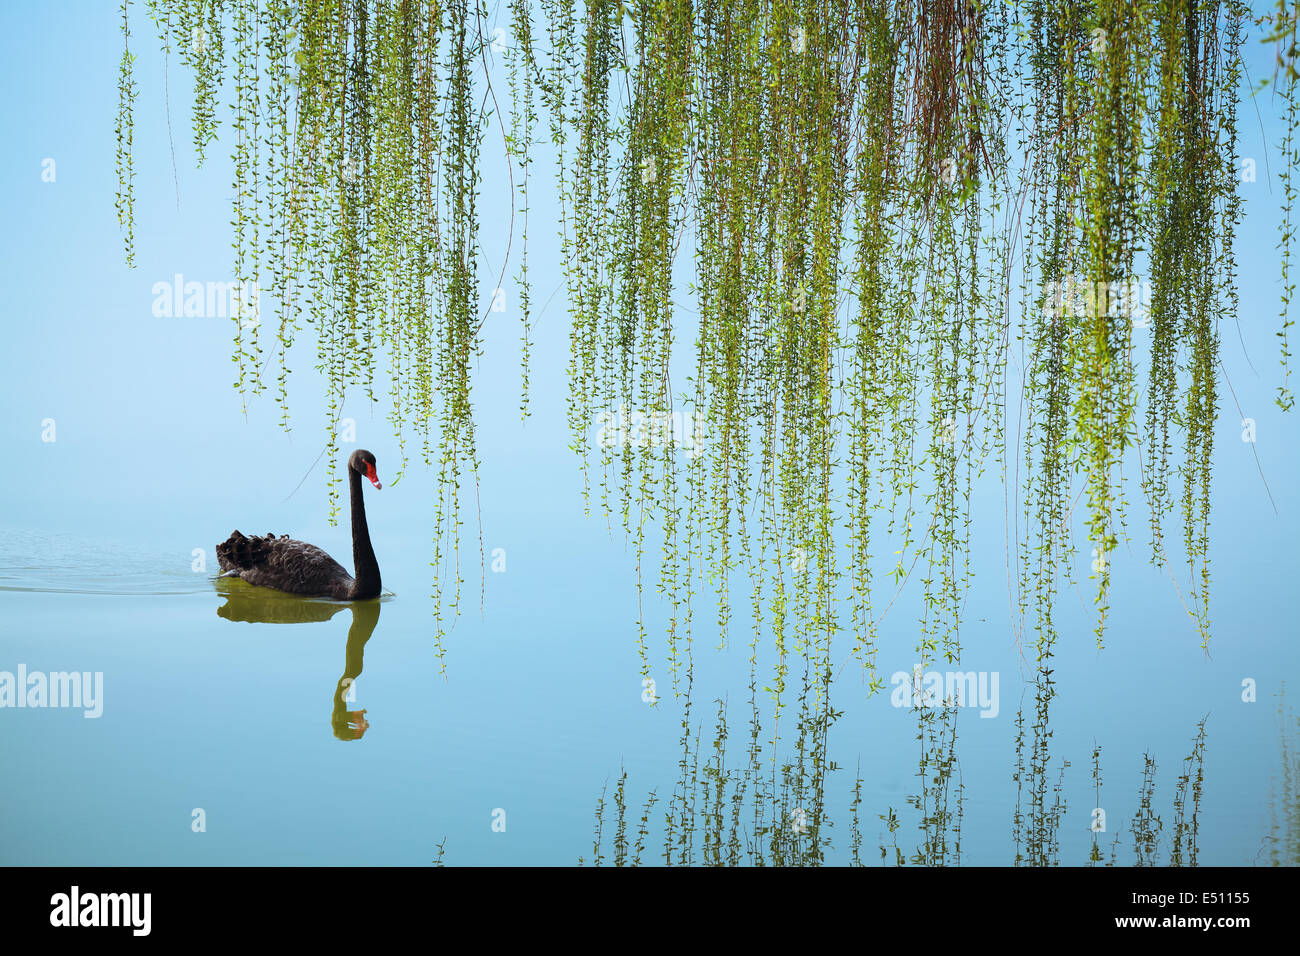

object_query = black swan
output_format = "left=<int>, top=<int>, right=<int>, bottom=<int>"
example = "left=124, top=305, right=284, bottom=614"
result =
left=216, top=450, right=382, bottom=600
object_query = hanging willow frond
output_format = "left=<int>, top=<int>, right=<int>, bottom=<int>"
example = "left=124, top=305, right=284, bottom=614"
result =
left=117, top=0, right=1292, bottom=678
left=116, top=0, right=138, bottom=268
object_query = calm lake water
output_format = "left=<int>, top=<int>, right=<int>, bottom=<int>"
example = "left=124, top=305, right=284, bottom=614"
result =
left=0, top=505, right=1296, bottom=866
left=0, top=1, right=1297, bottom=867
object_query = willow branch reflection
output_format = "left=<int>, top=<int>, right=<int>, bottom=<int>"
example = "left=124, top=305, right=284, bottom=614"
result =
left=1009, top=664, right=1210, bottom=868
left=1012, top=667, right=1066, bottom=866
left=587, top=652, right=1225, bottom=865
left=585, top=652, right=836, bottom=866
left=1262, top=682, right=1299, bottom=865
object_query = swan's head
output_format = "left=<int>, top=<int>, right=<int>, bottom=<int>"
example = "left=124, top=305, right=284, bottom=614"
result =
left=349, top=449, right=381, bottom=490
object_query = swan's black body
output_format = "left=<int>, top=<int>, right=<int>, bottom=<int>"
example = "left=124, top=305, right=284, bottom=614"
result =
left=216, top=450, right=382, bottom=600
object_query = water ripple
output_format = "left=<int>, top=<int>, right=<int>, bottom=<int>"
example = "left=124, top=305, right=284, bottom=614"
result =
left=0, top=527, right=213, bottom=596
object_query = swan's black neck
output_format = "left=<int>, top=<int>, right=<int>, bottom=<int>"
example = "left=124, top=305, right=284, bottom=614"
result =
left=348, top=467, right=381, bottom=600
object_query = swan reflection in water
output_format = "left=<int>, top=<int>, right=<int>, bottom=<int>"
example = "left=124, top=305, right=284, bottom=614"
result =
left=215, top=577, right=382, bottom=741
left=331, top=600, right=379, bottom=740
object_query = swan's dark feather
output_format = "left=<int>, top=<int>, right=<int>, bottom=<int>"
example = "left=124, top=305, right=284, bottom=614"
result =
left=216, top=530, right=354, bottom=600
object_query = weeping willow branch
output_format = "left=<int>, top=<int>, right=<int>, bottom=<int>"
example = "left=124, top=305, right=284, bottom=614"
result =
left=116, top=0, right=1291, bottom=677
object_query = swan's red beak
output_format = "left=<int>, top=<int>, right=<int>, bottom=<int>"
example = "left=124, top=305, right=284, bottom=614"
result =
left=365, top=463, right=382, bottom=490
